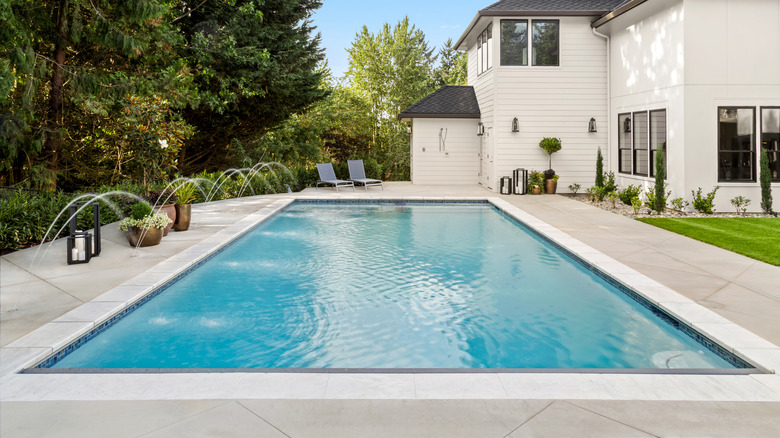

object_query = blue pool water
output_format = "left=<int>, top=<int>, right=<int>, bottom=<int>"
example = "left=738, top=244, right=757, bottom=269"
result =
left=51, top=202, right=738, bottom=369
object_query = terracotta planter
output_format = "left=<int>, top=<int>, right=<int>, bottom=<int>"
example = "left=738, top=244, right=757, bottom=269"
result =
left=125, top=226, right=163, bottom=247
left=173, top=204, right=191, bottom=231
left=154, top=204, right=176, bottom=236
left=531, top=185, right=542, bottom=195
left=544, top=179, right=558, bottom=194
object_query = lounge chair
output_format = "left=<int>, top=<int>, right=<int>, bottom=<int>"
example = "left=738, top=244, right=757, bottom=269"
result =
left=316, top=163, right=355, bottom=191
left=347, top=160, right=384, bottom=190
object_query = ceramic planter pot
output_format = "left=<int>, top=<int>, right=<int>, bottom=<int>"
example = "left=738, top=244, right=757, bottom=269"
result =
left=173, top=204, right=191, bottom=232
left=154, top=204, right=176, bottom=236
left=544, top=180, right=558, bottom=194
left=125, top=226, right=163, bottom=247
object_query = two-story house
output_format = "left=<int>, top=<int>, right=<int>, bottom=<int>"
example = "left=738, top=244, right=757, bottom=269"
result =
left=399, top=0, right=780, bottom=212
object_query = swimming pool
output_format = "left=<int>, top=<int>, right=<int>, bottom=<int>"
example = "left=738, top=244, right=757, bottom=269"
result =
left=42, top=201, right=748, bottom=370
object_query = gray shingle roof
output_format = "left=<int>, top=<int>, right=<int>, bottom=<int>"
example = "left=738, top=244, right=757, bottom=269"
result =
left=399, top=86, right=480, bottom=119
left=481, top=0, right=628, bottom=13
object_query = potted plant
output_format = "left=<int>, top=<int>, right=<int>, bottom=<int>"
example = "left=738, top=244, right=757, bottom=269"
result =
left=146, top=189, right=177, bottom=236
left=119, top=201, right=172, bottom=247
left=173, top=182, right=197, bottom=232
left=539, top=137, right=562, bottom=194
left=528, top=170, right=545, bottom=195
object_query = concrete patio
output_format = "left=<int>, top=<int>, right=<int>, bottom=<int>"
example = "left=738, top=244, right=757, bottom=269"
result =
left=2, top=183, right=780, bottom=437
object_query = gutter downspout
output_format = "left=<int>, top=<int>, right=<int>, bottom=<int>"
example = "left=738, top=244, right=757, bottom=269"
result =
left=592, top=26, right=611, bottom=175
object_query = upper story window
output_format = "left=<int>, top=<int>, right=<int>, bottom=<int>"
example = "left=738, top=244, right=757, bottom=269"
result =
left=477, top=24, right=493, bottom=75
left=500, top=20, right=527, bottom=66
left=532, top=20, right=559, bottom=66
left=500, top=19, right=559, bottom=66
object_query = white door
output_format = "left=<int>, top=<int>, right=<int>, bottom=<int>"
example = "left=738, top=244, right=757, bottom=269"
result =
left=480, top=127, right=493, bottom=189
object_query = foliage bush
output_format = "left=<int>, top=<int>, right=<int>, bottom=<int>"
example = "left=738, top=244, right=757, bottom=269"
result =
left=730, top=196, right=750, bottom=215
left=691, top=186, right=719, bottom=214
left=602, top=171, right=617, bottom=194
left=587, top=186, right=606, bottom=202
left=618, top=185, right=642, bottom=206
left=568, top=183, right=581, bottom=195
left=631, top=196, right=643, bottom=214
left=670, top=197, right=689, bottom=211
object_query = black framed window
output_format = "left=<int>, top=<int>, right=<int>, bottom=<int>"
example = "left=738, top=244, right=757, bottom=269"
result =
left=500, top=20, right=527, bottom=66
left=618, top=109, right=667, bottom=177
left=477, top=24, right=493, bottom=75
left=761, top=107, right=780, bottom=182
left=718, top=107, right=755, bottom=182
left=618, top=113, right=632, bottom=173
left=532, top=20, right=559, bottom=66
left=649, top=110, right=667, bottom=177
left=633, top=112, right=649, bottom=176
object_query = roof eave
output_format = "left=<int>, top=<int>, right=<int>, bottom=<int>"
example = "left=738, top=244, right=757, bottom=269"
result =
left=398, top=113, right=481, bottom=122
left=591, top=0, right=649, bottom=28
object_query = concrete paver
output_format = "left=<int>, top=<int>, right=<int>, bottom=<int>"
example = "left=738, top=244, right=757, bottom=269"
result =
left=1, top=183, right=779, bottom=437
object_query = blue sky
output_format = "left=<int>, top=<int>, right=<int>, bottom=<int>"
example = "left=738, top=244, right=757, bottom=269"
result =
left=312, top=0, right=487, bottom=79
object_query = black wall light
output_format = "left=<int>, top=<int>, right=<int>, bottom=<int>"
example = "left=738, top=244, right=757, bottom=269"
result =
left=623, top=117, right=631, bottom=133
left=511, top=117, right=519, bottom=133
left=477, top=122, right=485, bottom=136
left=588, top=117, right=597, bottom=133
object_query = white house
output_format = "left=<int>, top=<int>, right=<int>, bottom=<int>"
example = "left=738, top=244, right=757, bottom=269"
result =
left=400, top=0, right=780, bottom=212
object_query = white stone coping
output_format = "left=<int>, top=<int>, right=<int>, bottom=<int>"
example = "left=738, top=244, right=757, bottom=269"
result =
left=2, top=195, right=779, bottom=403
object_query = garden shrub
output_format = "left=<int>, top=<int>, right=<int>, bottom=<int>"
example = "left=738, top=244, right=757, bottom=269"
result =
left=602, top=171, right=617, bottom=194
left=670, top=197, right=689, bottom=211
left=645, top=182, right=671, bottom=211
left=730, top=196, right=750, bottom=215
left=595, top=148, right=604, bottom=188
left=692, top=186, right=719, bottom=214
left=760, top=147, right=774, bottom=214
left=618, top=185, right=642, bottom=206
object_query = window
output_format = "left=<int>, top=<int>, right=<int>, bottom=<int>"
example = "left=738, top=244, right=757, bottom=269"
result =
left=477, top=24, right=493, bottom=75
left=761, top=107, right=780, bottom=182
left=532, top=20, right=559, bottom=66
left=649, top=110, right=667, bottom=177
left=618, top=109, right=667, bottom=177
left=718, top=107, right=755, bottom=182
left=618, top=113, right=631, bottom=174
left=500, top=20, right=527, bottom=66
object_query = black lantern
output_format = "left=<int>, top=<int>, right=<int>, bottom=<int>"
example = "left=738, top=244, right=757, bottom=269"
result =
left=511, top=117, right=519, bottom=132
left=623, top=117, right=631, bottom=133
left=588, top=117, right=597, bottom=133
left=477, top=122, right=485, bottom=136
left=67, top=201, right=101, bottom=265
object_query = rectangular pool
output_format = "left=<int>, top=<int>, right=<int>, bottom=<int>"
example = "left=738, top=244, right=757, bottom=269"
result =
left=42, top=201, right=749, bottom=370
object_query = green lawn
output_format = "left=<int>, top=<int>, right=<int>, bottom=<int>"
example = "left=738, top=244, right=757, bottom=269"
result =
left=636, top=217, right=780, bottom=266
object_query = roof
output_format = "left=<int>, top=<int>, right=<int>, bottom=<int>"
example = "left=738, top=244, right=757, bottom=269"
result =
left=398, top=86, right=481, bottom=121
left=455, top=0, right=636, bottom=49
left=481, top=0, right=627, bottom=14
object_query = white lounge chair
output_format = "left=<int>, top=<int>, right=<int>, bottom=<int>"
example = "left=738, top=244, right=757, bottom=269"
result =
left=347, top=160, right=383, bottom=190
left=316, top=163, right=355, bottom=191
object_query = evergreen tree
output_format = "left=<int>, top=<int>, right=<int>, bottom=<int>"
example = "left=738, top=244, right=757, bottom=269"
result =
left=760, top=147, right=774, bottom=214
left=178, top=0, right=328, bottom=172
left=433, top=39, right=467, bottom=87
left=595, top=148, right=604, bottom=188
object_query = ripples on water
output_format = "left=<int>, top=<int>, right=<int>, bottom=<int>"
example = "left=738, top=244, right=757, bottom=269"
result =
left=53, top=203, right=733, bottom=369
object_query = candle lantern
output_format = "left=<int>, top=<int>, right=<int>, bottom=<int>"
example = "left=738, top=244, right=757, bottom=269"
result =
left=67, top=201, right=101, bottom=265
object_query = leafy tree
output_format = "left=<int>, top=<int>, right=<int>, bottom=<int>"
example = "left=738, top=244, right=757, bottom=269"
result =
left=178, top=0, right=328, bottom=172
left=433, top=39, right=467, bottom=87
left=345, top=17, right=437, bottom=179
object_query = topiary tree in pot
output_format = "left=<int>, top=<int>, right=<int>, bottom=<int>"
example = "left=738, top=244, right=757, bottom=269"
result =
left=539, top=137, right=562, bottom=193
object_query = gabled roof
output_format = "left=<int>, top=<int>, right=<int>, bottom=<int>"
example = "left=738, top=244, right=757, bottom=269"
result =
left=398, top=86, right=480, bottom=121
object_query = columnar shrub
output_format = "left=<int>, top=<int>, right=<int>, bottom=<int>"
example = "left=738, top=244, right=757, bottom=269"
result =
left=760, top=147, right=774, bottom=214
left=654, top=149, right=665, bottom=213
left=595, top=148, right=604, bottom=188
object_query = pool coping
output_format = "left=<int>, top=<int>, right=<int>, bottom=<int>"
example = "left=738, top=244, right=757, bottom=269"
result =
left=2, top=195, right=780, bottom=402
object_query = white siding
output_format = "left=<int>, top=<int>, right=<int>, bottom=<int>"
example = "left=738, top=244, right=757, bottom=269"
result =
left=492, top=16, right=609, bottom=192
left=467, top=21, right=498, bottom=188
left=411, top=118, right=481, bottom=185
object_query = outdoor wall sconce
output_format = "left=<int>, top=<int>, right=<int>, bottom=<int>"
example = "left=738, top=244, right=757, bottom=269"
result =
left=588, top=117, right=597, bottom=133
left=511, top=117, right=519, bottom=133
left=623, top=117, right=631, bottom=133
left=406, top=125, right=412, bottom=134
left=67, top=201, right=101, bottom=265
left=477, top=122, right=485, bottom=136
